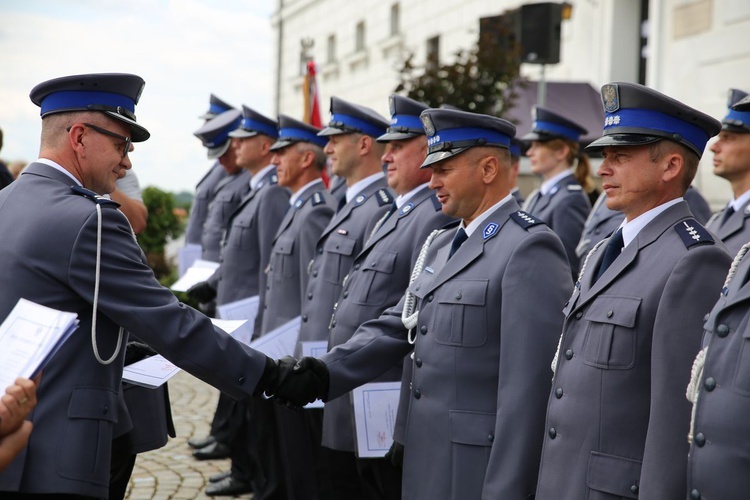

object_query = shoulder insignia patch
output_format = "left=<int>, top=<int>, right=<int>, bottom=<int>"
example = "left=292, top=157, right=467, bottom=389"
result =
left=399, top=202, right=414, bottom=217
left=567, top=184, right=583, bottom=191
left=270, top=174, right=279, bottom=185
left=675, top=219, right=714, bottom=248
left=294, top=198, right=305, bottom=209
left=354, top=194, right=368, bottom=206
left=311, top=191, right=325, bottom=206
left=70, top=185, right=120, bottom=207
left=509, top=210, right=545, bottom=229
left=430, top=193, right=442, bottom=211
left=375, top=188, right=394, bottom=206
left=483, top=222, right=499, bottom=240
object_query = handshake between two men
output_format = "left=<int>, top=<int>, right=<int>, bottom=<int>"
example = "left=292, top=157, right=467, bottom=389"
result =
left=256, top=355, right=330, bottom=408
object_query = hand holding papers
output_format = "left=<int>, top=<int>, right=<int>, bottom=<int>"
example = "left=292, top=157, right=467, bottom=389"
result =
left=170, top=259, right=219, bottom=292
left=0, top=298, right=78, bottom=393
left=352, top=382, right=401, bottom=458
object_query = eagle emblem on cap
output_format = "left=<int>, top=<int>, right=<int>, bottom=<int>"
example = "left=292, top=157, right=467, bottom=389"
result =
left=602, top=84, right=620, bottom=113
left=421, top=114, right=435, bottom=136
left=389, top=96, right=397, bottom=116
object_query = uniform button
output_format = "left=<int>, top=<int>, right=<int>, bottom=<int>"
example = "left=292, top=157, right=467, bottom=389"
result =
left=302, top=315, right=308, bottom=322
left=564, top=349, right=573, bottom=360
left=354, top=263, right=361, bottom=270
left=415, top=357, right=422, bottom=367
left=103, top=405, right=109, bottom=415
left=264, top=304, right=267, bottom=309
left=690, top=489, right=701, bottom=500
left=694, top=432, right=706, bottom=447
left=416, top=284, right=421, bottom=291
left=716, top=324, right=729, bottom=337
left=488, top=434, right=494, bottom=442
left=420, top=325, right=427, bottom=335
left=630, top=484, right=639, bottom=495
left=704, top=377, right=716, bottom=391
left=414, top=389, right=421, bottom=399
left=269, top=266, right=274, bottom=272
left=427, top=294, right=434, bottom=302
left=606, top=310, right=613, bottom=318
left=575, top=311, right=583, bottom=320
left=703, top=313, right=710, bottom=322
left=343, top=291, right=348, bottom=298
left=455, top=292, right=462, bottom=300
left=318, top=248, right=323, bottom=254
left=371, top=261, right=378, bottom=266
left=548, top=428, right=557, bottom=439
left=555, top=388, right=563, bottom=398
left=238, top=376, right=246, bottom=384
left=331, top=320, right=337, bottom=327
left=308, top=293, right=313, bottom=299
left=312, top=270, right=318, bottom=277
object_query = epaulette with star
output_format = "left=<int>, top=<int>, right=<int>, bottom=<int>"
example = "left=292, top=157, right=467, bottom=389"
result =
left=375, top=188, right=394, bottom=207
left=509, top=210, right=546, bottom=229
left=675, top=219, right=714, bottom=248
left=71, top=185, right=120, bottom=207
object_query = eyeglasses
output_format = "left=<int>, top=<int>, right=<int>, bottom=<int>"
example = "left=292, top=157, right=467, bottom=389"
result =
left=67, top=122, right=132, bottom=159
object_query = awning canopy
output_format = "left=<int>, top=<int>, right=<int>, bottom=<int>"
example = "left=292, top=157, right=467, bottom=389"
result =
left=504, top=81, right=605, bottom=146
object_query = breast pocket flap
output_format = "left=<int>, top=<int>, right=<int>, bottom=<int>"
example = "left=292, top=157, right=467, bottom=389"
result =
left=449, top=410, right=495, bottom=446
left=67, top=387, right=119, bottom=423
left=274, top=236, right=295, bottom=255
left=438, top=279, right=488, bottom=306
left=584, top=295, right=641, bottom=327
left=361, top=250, right=397, bottom=274
left=324, top=234, right=356, bottom=256
left=587, top=451, right=642, bottom=498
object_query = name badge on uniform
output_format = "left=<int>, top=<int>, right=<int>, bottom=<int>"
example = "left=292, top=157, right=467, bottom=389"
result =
left=424, top=266, right=434, bottom=274
left=337, top=229, right=349, bottom=235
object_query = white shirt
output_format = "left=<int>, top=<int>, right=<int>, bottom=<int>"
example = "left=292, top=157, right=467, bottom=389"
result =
left=620, top=198, right=683, bottom=248
left=730, top=189, right=750, bottom=212
left=540, top=169, right=574, bottom=195
left=396, top=182, right=430, bottom=209
left=345, top=172, right=385, bottom=203
left=250, top=164, right=275, bottom=190
left=463, top=194, right=514, bottom=237
left=289, top=179, right=324, bottom=206
left=37, top=158, right=81, bottom=187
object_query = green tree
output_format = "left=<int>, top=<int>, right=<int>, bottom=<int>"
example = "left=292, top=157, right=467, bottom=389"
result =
left=395, top=15, right=524, bottom=117
left=139, top=186, right=183, bottom=281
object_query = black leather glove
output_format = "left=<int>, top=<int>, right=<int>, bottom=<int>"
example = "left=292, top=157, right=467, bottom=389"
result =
left=186, top=281, right=216, bottom=303
left=273, top=356, right=329, bottom=407
left=253, top=356, right=280, bottom=397
left=124, top=341, right=158, bottom=366
left=384, top=441, right=404, bottom=468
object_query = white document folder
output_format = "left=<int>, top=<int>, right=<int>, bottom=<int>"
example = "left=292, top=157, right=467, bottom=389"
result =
left=352, top=382, right=401, bottom=458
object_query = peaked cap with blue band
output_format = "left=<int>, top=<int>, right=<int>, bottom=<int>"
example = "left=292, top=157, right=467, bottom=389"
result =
left=29, top=73, right=150, bottom=142
left=228, top=105, right=279, bottom=140
left=377, top=94, right=429, bottom=142
left=318, top=96, right=389, bottom=138
left=509, top=138, right=522, bottom=158
left=193, top=108, right=242, bottom=159
left=734, top=94, right=750, bottom=112
left=521, top=106, right=587, bottom=143
left=199, top=93, right=235, bottom=121
left=419, top=108, right=516, bottom=168
left=586, top=82, right=721, bottom=157
left=270, top=114, right=327, bottom=151
left=722, top=88, right=750, bottom=134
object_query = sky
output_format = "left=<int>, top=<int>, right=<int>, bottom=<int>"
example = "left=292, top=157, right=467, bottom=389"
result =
left=0, top=0, right=275, bottom=193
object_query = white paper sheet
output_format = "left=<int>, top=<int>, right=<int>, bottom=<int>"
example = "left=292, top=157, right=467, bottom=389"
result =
left=177, top=243, right=203, bottom=278
left=0, top=298, right=78, bottom=391
left=122, top=354, right=181, bottom=389
left=248, top=317, right=300, bottom=358
left=352, top=382, right=401, bottom=458
left=211, top=318, right=253, bottom=345
left=300, top=340, right=329, bottom=409
left=216, top=295, right=260, bottom=323
left=170, top=259, right=220, bottom=292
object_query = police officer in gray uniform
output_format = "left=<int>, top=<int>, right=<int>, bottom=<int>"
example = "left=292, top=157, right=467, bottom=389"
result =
left=296, top=95, right=394, bottom=497
left=194, top=109, right=252, bottom=263
left=521, top=107, right=592, bottom=277
left=535, top=82, right=731, bottom=500
left=275, top=108, right=572, bottom=499
left=323, top=95, right=454, bottom=499
left=265, top=115, right=336, bottom=500
left=0, top=73, right=283, bottom=498
left=183, top=94, right=235, bottom=247
left=686, top=92, right=750, bottom=500
left=704, top=88, right=750, bottom=256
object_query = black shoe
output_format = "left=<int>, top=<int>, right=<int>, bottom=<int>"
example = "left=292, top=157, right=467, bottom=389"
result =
left=192, top=441, right=231, bottom=460
left=209, top=470, right=232, bottom=483
left=187, top=434, right=216, bottom=449
left=205, top=476, right=253, bottom=496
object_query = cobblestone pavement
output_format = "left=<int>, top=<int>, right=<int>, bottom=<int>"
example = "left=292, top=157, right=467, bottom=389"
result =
left=125, top=371, right=250, bottom=499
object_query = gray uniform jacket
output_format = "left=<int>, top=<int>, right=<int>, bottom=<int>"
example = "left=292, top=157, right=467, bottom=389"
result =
left=523, top=172, right=591, bottom=277
left=184, top=161, right=228, bottom=245
left=322, top=186, right=454, bottom=452
left=208, top=168, right=290, bottom=335
left=200, top=168, right=251, bottom=262
left=576, top=191, right=625, bottom=260
left=261, top=180, right=336, bottom=333
left=295, top=178, right=393, bottom=351
left=0, top=163, right=267, bottom=497
left=705, top=198, right=750, bottom=256
left=320, top=200, right=572, bottom=499
left=536, top=201, right=731, bottom=500
left=688, top=243, right=750, bottom=500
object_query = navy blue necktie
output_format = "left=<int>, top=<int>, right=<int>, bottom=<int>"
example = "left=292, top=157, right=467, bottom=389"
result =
left=336, top=196, right=347, bottom=213
left=594, top=228, right=624, bottom=282
left=720, top=205, right=736, bottom=227
left=448, top=228, right=468, bottom=259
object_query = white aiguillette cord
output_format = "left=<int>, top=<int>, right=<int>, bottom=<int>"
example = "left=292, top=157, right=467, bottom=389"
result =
left=90, top=203, right=125, bottom=365
left=402, top=229, right=444, bottom=344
